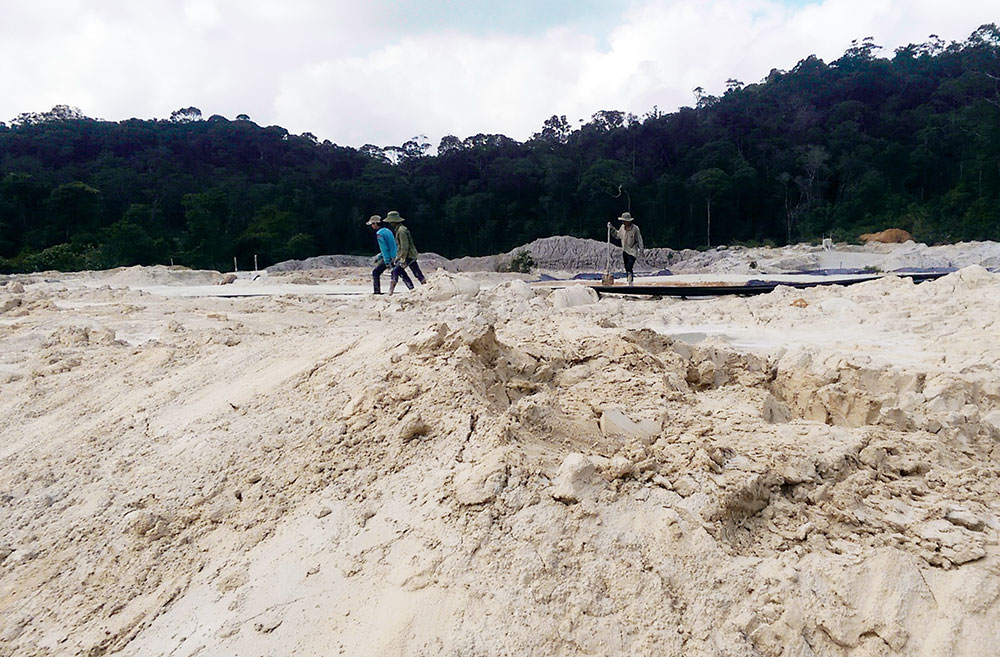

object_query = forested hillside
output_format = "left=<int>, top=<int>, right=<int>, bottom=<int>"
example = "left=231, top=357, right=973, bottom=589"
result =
left=1, top=25, right=999, bottom=273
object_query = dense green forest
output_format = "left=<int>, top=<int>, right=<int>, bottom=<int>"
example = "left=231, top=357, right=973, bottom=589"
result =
left=2, top=26, right=999, bottom=273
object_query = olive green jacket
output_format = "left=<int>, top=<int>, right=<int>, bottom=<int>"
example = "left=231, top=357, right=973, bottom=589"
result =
left=393, top=225, right=419, bottom=264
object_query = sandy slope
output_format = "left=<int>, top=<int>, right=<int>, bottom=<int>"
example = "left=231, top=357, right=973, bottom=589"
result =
left=1, top=258, right=999, bottom=656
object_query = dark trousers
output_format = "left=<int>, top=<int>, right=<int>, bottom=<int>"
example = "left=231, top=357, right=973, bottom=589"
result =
left=623, top=252, right=636, bottom=276
left=372, top=262, right=388, bottom=293
left=392, top=260, right=426, bottom=288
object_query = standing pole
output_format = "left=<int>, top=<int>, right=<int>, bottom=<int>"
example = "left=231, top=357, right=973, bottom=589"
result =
left=606, top=223, right=611, bottom=272
left=602, top=223, right=614, bottom=286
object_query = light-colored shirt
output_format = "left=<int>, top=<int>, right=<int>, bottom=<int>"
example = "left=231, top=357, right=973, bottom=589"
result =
left=613, top=224, right=644, bottom=257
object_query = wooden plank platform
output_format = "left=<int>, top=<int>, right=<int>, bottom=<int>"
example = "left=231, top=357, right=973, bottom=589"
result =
left=588, top=271, right=949, bottom=297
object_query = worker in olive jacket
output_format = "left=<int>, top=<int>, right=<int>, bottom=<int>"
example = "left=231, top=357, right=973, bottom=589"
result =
left=383, top=210, right=426, bottom=295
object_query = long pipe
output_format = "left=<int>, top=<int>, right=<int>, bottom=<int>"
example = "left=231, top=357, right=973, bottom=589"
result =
left=591, top=272, right=950, bottom=297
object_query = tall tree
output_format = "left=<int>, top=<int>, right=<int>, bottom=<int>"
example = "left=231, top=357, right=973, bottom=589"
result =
left=688, top=168, right=729, bottom=247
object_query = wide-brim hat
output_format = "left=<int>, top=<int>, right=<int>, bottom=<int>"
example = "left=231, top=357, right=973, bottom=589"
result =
left=384, top=210, right=405, bottom=223
left=366, top=214, right=381, bottom=226
left=618, top=212, right=635, bottom=223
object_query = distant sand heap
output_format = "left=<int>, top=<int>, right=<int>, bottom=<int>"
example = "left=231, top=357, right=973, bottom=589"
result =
left=269, top=235, right=1000, bottom=276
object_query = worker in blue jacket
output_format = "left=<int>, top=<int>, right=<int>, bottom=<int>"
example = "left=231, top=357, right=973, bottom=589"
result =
left=367, top=214, right=398, bottom=294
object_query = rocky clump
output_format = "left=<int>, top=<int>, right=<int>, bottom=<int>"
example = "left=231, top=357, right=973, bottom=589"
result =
left=860, top=228, right=914, bottom=243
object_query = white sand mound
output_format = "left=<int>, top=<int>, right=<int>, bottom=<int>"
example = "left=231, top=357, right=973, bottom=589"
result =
left=950, top=264, right=996, bottom=287
left=492, top=279, right=535, bottom=301
left=414, top=273, right=481, bottom=301
left=98, top=265, right=225, bottom=287
left=551, top=285, right=599, bottom=308
left=1, top=255, right=999, bottom=656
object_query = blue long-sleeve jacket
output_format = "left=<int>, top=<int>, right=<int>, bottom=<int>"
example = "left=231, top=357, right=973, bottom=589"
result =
left=375, top=227, right=397, bottom=264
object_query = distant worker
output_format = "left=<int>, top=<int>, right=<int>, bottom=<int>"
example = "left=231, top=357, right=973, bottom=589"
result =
left=383, top=210, right=426, bottom=296
left=367, top=214, right=397, bottom=295
left=607, top=212, right=644, bottom=285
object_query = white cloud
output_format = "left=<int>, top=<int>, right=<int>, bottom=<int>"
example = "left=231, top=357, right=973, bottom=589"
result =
left=0, top=0, right=996, bottom=148
left=184, top=0, right=224, bottom=30
left=274, top=28, right=600, bottom=147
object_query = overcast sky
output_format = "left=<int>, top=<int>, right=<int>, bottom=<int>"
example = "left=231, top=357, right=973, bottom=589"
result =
left=1, top=0, right=996, bottom=149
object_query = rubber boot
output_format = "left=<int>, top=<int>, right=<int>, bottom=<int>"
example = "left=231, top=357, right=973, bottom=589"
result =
left=627, top=273, right=634, bottom=286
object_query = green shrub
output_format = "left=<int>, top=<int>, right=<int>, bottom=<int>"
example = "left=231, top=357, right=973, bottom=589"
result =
left=15, top=243, right=101, bottom=272
left=499, top=249, right=535, bottom=273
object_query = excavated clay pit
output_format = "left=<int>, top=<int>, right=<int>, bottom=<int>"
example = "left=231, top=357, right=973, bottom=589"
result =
left=0, top=264, right=998, bottom=656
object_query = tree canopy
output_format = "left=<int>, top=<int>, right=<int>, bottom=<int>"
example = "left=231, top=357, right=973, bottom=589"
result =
left=2, top=26, right=999, bottom=273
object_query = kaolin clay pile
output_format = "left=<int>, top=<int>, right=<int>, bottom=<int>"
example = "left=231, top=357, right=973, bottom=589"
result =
left=0, top=265, right=999, bottom=656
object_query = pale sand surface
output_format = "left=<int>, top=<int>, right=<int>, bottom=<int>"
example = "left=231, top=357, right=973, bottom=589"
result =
left=1, top=242, right=1000, bottom=656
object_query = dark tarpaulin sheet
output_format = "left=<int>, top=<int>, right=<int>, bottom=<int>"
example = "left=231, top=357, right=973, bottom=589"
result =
left=591, top=271, right=952, bottom=297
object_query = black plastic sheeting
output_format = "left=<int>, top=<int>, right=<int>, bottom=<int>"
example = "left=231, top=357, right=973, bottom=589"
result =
left=591, top=271, right=952, bottom=297
left=536, top=266, right=994, bottom=288
left=567, top=269, right=674, bottom=281
left=794, top=266, right=960, bottom=276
